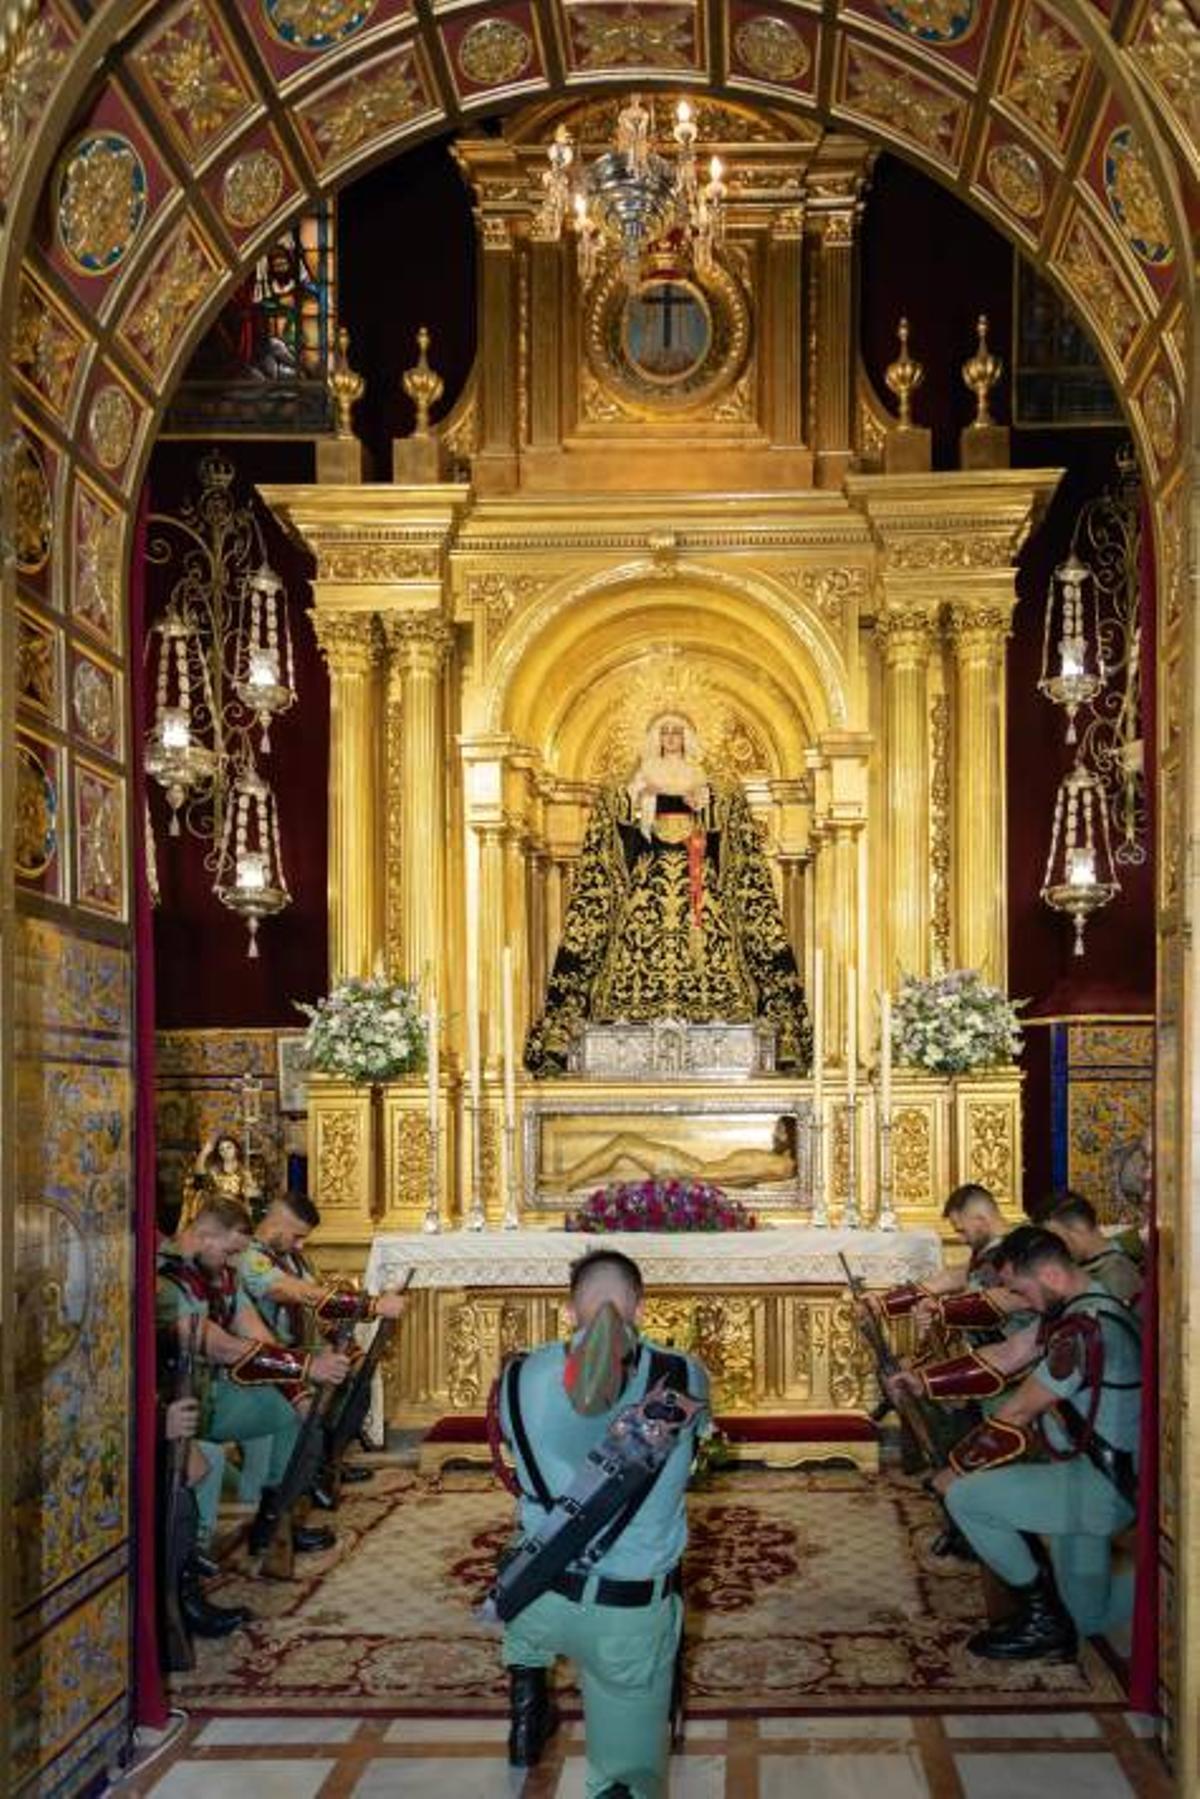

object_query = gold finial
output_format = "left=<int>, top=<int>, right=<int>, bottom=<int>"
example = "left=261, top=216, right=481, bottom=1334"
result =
left=884, top=316, right=924, bottom=430
left=962, top=312, right=1002, bottom=428
left=327, top=324, right=364, bottom=440
left=402, top=326, right=444, bottom=437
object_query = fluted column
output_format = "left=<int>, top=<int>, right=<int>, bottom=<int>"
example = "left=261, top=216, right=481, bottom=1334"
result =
left=811, top=206, right=858, bottom=488
left=830, top=824, right=861, bottom=1064
left=478, top=823, right=507, bottom=1069
left=947, top=602, right=1013, bottom=985
left=383, top=614, right=453, bottom=995
left=311, top=610, right=382, bottom=982
left=876, top=607, right=936, bottom=981
left=505, top=823, right=530, bottom=1047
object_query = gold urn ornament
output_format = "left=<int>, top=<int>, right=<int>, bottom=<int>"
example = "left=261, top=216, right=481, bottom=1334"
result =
left=885, top=316, right=924, bottom=429
left=402, top=326, right=444, bottom=435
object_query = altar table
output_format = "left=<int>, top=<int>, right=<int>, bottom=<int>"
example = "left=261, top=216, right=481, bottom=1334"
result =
left=364, top=1227, right=940, bottom=1467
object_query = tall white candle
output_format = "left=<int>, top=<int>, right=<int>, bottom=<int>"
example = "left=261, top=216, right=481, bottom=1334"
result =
left=501, top=944, right=516, bottom=1131
left=879, top=988, right=892, bottom=1123
left=846, top=962, right=857, bottom=1102
left=426, top=987, right=439, bottom=1133
left=811, top=949, right=824, bottom=1113
left=466, top=888, right=481, bottom=1113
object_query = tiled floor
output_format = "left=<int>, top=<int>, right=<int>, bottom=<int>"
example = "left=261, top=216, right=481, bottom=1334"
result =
left=117, top=1709, right=1171, bottom=1797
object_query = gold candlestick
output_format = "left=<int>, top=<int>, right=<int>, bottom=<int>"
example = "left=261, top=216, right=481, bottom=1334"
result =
left=962, top=313, right=1002, bottom=428
left=885, top=317, right=924, bottom=430
left=327, top=324, right=365, bottom=440
left=402, top=326, right=444, bottom=437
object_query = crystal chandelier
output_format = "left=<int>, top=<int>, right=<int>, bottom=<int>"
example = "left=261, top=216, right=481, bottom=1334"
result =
left=144, top=449, right=295, bottom=956
left=538, top=95, right=726, bottom=287
left=1041, top=759, right=1121, bottom=955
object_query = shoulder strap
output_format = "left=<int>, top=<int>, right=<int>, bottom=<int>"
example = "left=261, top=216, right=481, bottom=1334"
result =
left=580, top=1352, right=697, bottom=1568
left=505, top=1354, right=555, bottom=1513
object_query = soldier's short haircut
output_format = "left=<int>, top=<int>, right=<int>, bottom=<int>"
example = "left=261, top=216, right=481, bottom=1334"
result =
left=569, top=1247, right=644, bottom=1306
left=279, top=1191, right=321, bottom=1230
left=193, top=1195, right=252, bottom=1235
left=996, top=1224, right=1076, bottom=1277
left=942, top=1182, right=998, bottom=1220
left=1039, top=1189, right=1098, bottom=1232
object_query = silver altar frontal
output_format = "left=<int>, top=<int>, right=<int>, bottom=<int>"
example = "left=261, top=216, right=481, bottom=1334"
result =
left=364, top=1225, right=941, bottom=1468
left=569, top=1019, right=778, bottom=1079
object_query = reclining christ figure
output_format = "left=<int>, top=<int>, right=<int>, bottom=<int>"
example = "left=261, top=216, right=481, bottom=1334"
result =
left=559, top=1115, right=799, bottom=1192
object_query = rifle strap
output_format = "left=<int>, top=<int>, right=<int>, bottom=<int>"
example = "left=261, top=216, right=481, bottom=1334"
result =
left=582, top=1350, right=690, bottom=1567
left=505, top=1354, right=555, bottom=1512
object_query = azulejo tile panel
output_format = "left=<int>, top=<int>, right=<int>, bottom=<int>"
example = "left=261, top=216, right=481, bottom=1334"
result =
left=12, top=917, right=133, bottom=1791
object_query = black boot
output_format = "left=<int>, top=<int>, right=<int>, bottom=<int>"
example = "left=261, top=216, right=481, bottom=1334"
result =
left=339, top=1462, right=374, bottom=1483
left=292, top=1522, right=336, bottom=1553
left=967, top=1570, right=1078, bottom=1661
left=596, top=1788, right=633, bottom=1798
left=179, top=1562, right=254, bottom=1638
left=508, top=1665, right=559, bottom=1767
left=931, top=1520, right=977, bottom=1561
left=248, top=1486, right=282, bottom=1557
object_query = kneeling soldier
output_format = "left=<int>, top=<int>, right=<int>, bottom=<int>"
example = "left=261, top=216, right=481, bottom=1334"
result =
left=156, top=1196, right=351, bottom=1559
left=492, top=1248, right=708, bottom=1799
left=916, top=1225, right=1141, bottom=1659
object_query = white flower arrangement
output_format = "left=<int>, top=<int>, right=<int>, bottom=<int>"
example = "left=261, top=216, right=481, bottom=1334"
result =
left=295, top=976, right=425, bottom=1084
left=892, top=969, right=1024, bottom=1076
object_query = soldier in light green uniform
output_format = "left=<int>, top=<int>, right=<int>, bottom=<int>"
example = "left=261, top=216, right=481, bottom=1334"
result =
left=929, top=1225, right=1142, bottom=1659
left=156, top=1195, right=352, bottom=1552
left=1038, top=1189, right=1144, bottom=1306
left=497, top=1248, right=709, bottom=1799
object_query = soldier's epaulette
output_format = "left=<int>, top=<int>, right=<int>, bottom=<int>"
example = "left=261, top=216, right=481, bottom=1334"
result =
left=949, top=1417, right=1030, bottom=1476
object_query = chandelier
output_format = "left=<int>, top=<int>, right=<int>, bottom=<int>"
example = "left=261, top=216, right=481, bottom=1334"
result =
left=538, top=95, right=726, bottom=286
left=1041, top=759, right=1121, bottom=956
left=143, top=449, right=295, bottom=957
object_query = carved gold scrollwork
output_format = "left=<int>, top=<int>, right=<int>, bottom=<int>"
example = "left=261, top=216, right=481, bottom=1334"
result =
left=929, top=694, right=951, bottom=970
left=310, top=609, right=380, bottom=677
left=892, top=1107, right=932, bottom=1206
left=829, top=1298, right=869, bottom=1408
left=317, top=1112, right=360, bottom=1210
left=447, top=1301, right=483, bottom=1408
left=967, top=1103, right=1012, bottom=1197
left=390, top=1112, right=432, bottom=1214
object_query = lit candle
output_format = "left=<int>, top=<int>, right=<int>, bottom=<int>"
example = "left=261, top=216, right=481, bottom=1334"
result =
left=501, top=945, right=517, bottom=1135
left=811, top=949, right=824, bottom=1114
left=879, top=989, right=892, bottom=1124
left=236, top=850, right=266, bottom=892
left=1068, top=846, right=1097, bottom=887
left=426, top=986, right=439, bottom=1137
left=161, top=707, right=190, bottom=750
left=846, top=962, right=858, bottom=1103
left=248, top=648, right=279, bottom=689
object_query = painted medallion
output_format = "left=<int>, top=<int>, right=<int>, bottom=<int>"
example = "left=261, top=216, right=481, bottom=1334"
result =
left=1103, top=125, right=1173, bottom=266
left=263, top=0, right=377, bottom=52
left=56, top=133, right=148, bottom=275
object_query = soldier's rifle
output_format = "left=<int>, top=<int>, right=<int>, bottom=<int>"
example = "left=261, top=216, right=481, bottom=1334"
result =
left=838, top=1251, right=946, bottom=1473
left=323, top=1267, right=414, bottom=1494
left=161, top=1313, right=201, bottom=1672
left=251, top=1318, right=357, bottom=1579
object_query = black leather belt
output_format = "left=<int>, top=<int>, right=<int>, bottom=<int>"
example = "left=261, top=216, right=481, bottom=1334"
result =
left=550, top=1565, right=683, bottom=1607
left=1086, top=1437, right=1138, bottom=1510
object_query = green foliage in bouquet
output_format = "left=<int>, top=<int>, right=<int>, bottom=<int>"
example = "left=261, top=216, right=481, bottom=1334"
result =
left=295, top=976, right=425, bottom=1083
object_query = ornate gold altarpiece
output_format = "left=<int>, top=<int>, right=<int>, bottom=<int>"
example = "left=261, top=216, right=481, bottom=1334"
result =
left=261, top=99, right=1058, bottom=1437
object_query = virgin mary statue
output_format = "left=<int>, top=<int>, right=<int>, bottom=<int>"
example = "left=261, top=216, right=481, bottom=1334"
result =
left=525, top=713, right=812, bottom=1073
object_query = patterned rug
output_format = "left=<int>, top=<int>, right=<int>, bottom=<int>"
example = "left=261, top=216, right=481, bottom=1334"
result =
left=173, top=1467, right=1124, bottom=1714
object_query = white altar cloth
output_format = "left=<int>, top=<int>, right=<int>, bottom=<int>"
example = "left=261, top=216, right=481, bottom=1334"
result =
left=364, top=1226, right=941, bottom=1294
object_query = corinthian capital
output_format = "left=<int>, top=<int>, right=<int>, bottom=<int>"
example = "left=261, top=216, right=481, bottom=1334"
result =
left=875, top=605, right=937, bottom=663
left=310, top=609, right=380, bottom=676
left=381, top=610, right=455, bottom=671
left=945, top=602, right=1013, bottom=659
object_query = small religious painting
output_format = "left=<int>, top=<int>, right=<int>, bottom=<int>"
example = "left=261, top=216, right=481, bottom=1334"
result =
left=623, top=278, right=712, bottom=384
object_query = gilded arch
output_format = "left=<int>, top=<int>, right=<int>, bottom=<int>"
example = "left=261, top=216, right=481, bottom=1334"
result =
left=0, top=1, right=1197, bottom=1790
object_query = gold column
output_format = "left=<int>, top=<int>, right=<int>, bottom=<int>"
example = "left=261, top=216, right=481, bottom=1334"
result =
left=505, top=823, right=530, bottom=1046
left=876, top=606, right=936, bottom=981
left=477, top=216, right=519, bottom=491
left=830, top=823, right=861, bottom=1061
left=528, top=228, right=562, bottom=452
left=767, top=208, right=805, bottom=450
left=311, top=610, right=382, bottom=981
left=383, top=614, right=454, bottom=993
left=478, top=822, right=507, bottom=1069
left=947, top=602, right=1012, bottom=985
left=811, top=207, right=858, bottom=488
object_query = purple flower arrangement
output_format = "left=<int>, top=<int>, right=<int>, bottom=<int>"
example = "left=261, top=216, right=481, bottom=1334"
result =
left=566, top=1178, right=758, bottom=1234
